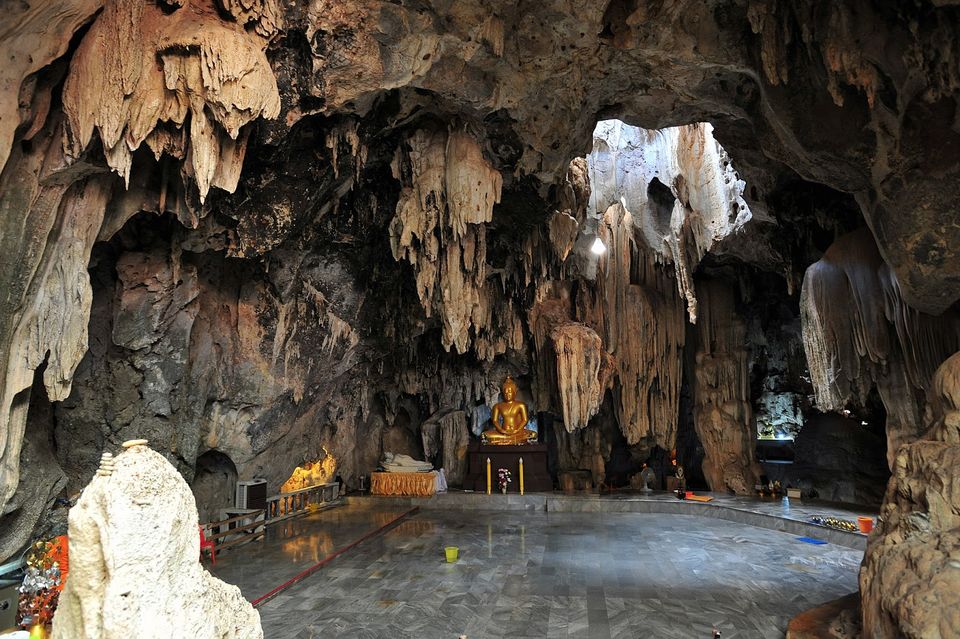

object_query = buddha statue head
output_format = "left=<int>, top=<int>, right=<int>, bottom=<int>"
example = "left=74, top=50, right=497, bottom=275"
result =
left=502, top=376, right=518, bottom=402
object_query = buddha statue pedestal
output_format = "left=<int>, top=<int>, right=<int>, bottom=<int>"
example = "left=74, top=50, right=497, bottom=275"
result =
left=463, top=442, right=552, bottom=493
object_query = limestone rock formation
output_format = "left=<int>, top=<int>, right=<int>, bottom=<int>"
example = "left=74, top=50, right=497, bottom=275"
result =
left=52, top=444, right=262, bottom=639
left=0, top=0, right=102, bottom=176
left=801, top=228, right=960, bottom=466
left=0, top=120, right=110, bottom=548
left=859, top=351, right=960, bottom=638
left=61, top=0, right=280, bottom=200
left=389, top=128, right=512, bottom=357
left=3, top=0, right=960, bottom=577
left=550, top=323, right=612, bottom=433
left=580, top=202, right=687, bottom=451
left=693, top=278, right=760, bottom=495
left=588, top=121, right=752, bottom=321
left=420, top=409, right=469, bottom=486
left=1, top=0, right=283, bottom=533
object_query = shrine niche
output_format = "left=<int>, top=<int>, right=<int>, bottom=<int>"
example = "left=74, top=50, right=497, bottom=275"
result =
left=280, top=449, right=337, bottom=493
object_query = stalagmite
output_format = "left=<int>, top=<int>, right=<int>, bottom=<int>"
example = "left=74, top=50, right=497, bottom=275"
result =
left=52, top=445, right=262, bottom=639
left=692, top=278, right=759, bottom=495
left=801, top=228, right=960, bottom=465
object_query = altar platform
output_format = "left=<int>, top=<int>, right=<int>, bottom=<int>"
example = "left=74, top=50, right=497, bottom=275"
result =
left=348, top=490, right=877, bottom=549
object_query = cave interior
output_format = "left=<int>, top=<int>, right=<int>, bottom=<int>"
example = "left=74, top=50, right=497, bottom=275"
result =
left=3, top=0, right=960, bottom=637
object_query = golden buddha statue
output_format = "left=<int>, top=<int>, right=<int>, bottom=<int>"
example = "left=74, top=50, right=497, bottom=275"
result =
left=482, top=376, right=536, bottom=445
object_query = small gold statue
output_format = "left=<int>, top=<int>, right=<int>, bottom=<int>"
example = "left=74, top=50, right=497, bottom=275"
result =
left=482, top=376, right=536, bottom=445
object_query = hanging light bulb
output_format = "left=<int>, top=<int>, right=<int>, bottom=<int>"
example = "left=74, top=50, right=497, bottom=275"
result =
left=590, top=237, right=607, bottom=255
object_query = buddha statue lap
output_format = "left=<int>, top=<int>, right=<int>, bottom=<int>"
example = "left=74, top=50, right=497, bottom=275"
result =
left=482, top=376, right=537, bottom=445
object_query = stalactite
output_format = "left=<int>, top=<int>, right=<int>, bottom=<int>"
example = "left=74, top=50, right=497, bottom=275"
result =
left=550, top=323, right=613, bottom=432
left=325, top=120, right=367, bottom=181
left=579, top=202, right=687, bottom=449
left=528, top=281, right=574, bottom=413
left=747, top=2, right=882, bottom=107
left=548, top=211, right=579, bottom=262
left=800, top=228, right=960, bottom=465
left=0, top=0, right=102, bottom=176
left=692, top=278, right=759, bottom=495
left=389, top=128, right=505, bottom=356
left=61, top=0, right=281, bottom=202
left=0, top=115, right=112, bottom=524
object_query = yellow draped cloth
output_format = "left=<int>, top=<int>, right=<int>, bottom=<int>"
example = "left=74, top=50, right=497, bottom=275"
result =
left=371, top=471, right=436, bottom=497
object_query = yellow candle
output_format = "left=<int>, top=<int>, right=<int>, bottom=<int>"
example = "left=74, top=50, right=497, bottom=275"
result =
left=486, top=457, right=491, bottom=495
left=519, top=457, right=525, bottom=495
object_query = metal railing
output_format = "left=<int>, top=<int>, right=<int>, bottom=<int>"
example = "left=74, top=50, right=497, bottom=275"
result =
left=205, top=510, right=267, bottom=552
left=201, top=482, right=342, bottom=554
left=265, top=482, right=340, bottom=522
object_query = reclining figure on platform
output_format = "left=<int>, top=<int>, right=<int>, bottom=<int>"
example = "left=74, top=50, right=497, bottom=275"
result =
left=482, top=376, right=537, bottom=445
left=380, top=453, right=433, bottom=473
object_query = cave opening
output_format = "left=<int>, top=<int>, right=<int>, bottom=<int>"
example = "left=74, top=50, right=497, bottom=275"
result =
left=646, top=176, right=676, bottom=237
left=192, top=450, right=239, bottom=523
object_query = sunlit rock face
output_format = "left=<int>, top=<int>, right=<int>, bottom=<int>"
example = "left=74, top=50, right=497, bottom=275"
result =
left=859, top=351, right=960, bottom=639
left=588, top=121, right=752, bottom=321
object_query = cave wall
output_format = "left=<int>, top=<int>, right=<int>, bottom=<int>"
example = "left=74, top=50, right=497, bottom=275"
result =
left=55, top=212, right=374, bottom=500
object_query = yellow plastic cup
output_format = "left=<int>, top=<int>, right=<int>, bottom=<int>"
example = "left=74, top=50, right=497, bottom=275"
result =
left=444, top=546, right=459, bottom=562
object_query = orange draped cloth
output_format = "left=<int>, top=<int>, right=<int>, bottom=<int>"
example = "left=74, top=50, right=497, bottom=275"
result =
left=371, top=471, right=436, bottom=497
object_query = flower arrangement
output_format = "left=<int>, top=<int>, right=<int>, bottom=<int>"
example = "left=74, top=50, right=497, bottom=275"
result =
left=497, top=468, right=512, bottom=493
left=18, top=535, right=69, bottom=635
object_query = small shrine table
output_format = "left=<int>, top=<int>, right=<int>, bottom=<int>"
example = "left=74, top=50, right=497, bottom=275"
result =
left=370, top=471, right=437, bottom=496
left=463, top=443, right=552, bottom=493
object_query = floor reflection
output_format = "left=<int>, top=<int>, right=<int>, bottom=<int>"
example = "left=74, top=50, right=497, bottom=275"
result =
left=210, top=501, right=413, bottom=601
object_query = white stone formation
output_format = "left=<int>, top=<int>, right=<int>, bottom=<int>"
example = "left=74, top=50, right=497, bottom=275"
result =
left=52, top=444, right=262, bottom=639
left=587, top=120, right=752, bottom=322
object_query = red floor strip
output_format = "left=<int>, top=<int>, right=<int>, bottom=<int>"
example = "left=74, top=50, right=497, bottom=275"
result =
left=250, top=506, right=420, bottom=608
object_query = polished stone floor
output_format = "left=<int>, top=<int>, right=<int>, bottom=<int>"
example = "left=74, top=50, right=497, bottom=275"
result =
left=248, top=508, right=862, bottom=639
left=210, top=503, right=413, bottom=602
left=353, top=491, right=877, bottom=548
